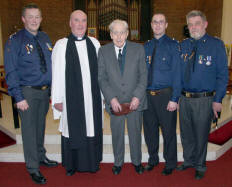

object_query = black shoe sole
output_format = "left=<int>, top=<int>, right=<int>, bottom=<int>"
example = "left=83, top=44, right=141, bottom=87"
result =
left=40, top=163, right=58, bottom=168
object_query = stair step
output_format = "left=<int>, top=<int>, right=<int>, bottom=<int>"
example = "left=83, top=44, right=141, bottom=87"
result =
left=15, top=134, right=182, bottom=145
left=1, top=140, right=232, bottom=163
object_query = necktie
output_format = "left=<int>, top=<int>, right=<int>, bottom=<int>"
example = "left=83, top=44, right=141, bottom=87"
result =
left=118, top=49, right=123, bottom=74
left=148, top=40, right=158, bottom=87
left=184, top=40, right=197, bottom=83
left=34, top=36, right=47, bottom=73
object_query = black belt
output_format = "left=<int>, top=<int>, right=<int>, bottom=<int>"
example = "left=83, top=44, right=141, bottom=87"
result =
left=147, top=87, right=171, bottom=96
left=24, top=85, right=50, bottom=90
left=182, top=91, right=215, bottom=98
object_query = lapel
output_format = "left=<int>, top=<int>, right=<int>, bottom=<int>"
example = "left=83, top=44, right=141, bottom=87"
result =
left=109, top=42, right=122, bottom=77
left=123, top=41, right=132, bottom=79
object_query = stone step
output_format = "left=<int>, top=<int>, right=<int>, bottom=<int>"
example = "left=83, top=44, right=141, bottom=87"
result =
left=1, top=139, right=232, bottom=163
left=10, top=116, right=232, bottom=145
left=15, top=134, right=183, bottom=145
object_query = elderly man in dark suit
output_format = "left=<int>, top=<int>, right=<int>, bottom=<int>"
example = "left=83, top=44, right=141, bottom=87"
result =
left=98, top=19, right=147, bottom=175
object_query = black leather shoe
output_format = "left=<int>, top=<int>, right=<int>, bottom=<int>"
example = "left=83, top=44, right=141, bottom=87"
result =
left=40, top=158, right=58, bottom=167
left=144, top=162, right=158, bottom=171
left=112, top=166, right=122, bottom=175
left=162, top=168, right=173, bottom=176
left=30, top=171, right=46, bottom=184
left=176, top=164, right=192, bottom=171
left=195, top=170, right=205, bottom=180
left=134, top=164, right=144, bottom=174
left=66, top=169, right=76, bottom=176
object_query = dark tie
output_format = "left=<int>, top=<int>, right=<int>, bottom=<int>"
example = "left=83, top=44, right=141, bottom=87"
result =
left=118, top=49, right=123, bottom=74
left=148, top=40, right=158, bottom=87
left=184, top=40, right=197, bottom=83
left=34, top=36, right=47, bottom=74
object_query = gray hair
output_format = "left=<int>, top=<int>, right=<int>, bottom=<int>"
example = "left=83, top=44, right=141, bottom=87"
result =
left=186, top=10, right=207, bottom=23
left=109, top=19, right=128, bottom=32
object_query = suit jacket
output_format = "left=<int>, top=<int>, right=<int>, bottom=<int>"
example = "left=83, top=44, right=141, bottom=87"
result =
left=98, top=40, right=147, bottom=113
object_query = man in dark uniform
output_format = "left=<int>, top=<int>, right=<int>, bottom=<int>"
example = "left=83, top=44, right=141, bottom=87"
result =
left=176, top=10, right=228, bottom=180
left=143, top=13, right=181, bottom=176
left=4, top=3, right=58, bottom=185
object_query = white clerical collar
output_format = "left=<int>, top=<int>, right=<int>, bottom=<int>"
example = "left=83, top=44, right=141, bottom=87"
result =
left=75, top=35, right=86, bottom=41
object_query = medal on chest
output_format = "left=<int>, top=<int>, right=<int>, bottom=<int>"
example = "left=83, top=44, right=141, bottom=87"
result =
left=198, top=55, right=203, bottom=64
left=25, top=44, right=33, bottom=54
left=206, top=56, right=212, bottom=66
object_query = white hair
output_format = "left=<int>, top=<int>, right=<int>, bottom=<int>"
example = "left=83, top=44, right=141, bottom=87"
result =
left=109, top=19, right=128, bottom=32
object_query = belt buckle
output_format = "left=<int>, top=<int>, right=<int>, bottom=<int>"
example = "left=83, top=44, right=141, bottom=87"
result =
left=41, top=86, right=47, bottom=90
left=185, top=92, right=191, bottom=98
left=150, top=91, right=157, bottom=96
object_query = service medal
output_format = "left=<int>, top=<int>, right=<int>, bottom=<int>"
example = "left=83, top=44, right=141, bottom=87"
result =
left=206, top=56, right=212, bottom=66
left=148, top=56, right=151, bottom=64
left=183, top=54, right=188, bottom=62
left=26, top=44, right=33, bottom=54
left=25, top=45, right=30, bottom=54
left=198, top=55, right=203, bottom=64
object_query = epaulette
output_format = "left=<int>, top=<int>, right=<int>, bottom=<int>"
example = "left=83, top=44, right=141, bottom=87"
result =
left=172, top=37, right=178, bottom=42
left=144, top=40, right=150, bottom=45
left=9, top=32, right=17, bottom=40
left=214, top=36, right=220, bottom=39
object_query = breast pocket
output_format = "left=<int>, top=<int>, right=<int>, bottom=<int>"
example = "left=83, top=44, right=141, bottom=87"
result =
left=156, top=55, right=171, bottom=71
left=202, top=55, right=215, bottom=72
left=19, top=44, right=36, bottom=63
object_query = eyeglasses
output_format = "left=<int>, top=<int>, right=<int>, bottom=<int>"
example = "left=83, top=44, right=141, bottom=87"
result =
left=187, top=21, right=204, bottom=28
left=111, top=31, right=127, bottom=36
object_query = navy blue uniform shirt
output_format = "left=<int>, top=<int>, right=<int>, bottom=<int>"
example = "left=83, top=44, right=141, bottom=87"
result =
left=144, top=34, right=182, bottom=102
left=180, top=33, right=228, bottom=103
left=4, top=28, right=52, bottom=102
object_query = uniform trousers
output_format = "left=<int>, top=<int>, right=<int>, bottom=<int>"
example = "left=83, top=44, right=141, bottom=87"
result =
left=143, top=88, right=177, bottom=169
left=179, top=95, right=213, bottom=172
left=18, top=87, right=50, bottom=173
left=110, top=111, right=142, bottom=167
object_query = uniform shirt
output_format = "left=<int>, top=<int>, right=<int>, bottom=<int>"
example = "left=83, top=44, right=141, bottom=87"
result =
left=181, top=33, right=228, bottom=103
left=144, top=34, right=181, bottom=102
left=4, top=28, right=52, bottom=102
